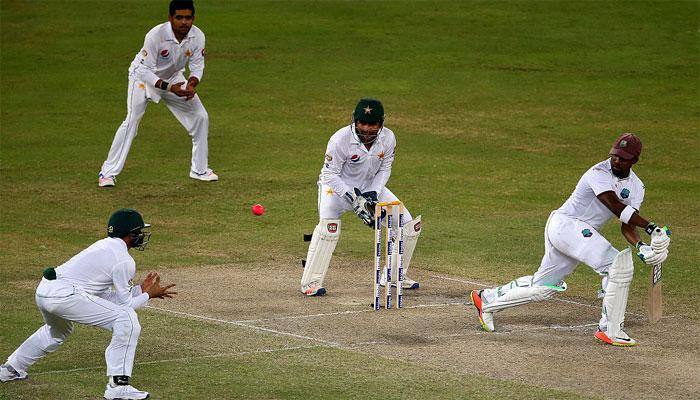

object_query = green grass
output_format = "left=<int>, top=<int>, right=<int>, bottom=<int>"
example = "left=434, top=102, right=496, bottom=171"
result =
left=1, top=0, right=698, bottom=398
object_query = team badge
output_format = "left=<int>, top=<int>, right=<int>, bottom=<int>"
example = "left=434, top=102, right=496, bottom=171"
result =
left=581, top=229, right=593, bottom=238
left=108, top=226, right=114, bottom=234
left=185, top=49, right=192, bottom=57
left=363, top=106, right=372, bottom=114
left=327, top=223, right=338, bottom=233
left=138, top=83, right=145, bottom=90
left=620, top=188, right=630, bottom=199
left=378, top=151, right=385, bottom=160
left=141, top=49, right=148, bottom=57
left=325, top=154, right=333, bottom=161
left=620, top=140, right=627, bottom=148
left=160, top=49, right=170, bottom=57
left=350, top=154, right=360, bottom=162
left=325, top=188, right=334, bottom=196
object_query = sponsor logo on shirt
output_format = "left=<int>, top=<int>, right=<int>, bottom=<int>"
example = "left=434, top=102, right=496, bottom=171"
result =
left=201, top=48, right=206, bottom=57
left=620, top=188, right=630, bottom=199
left=350, top=154, right=360, bottom=162
left=581, top=229, right=593, bottom=238
left=160, top=49, right=170, bottom=58
left=327, top=223, right=338, bottom=233
left=141, top=49, right=148, bottom=57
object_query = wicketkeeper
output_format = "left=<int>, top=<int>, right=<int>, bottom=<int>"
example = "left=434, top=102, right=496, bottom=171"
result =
left=300, top=98, right=422, bottom=296
left=470, top=133, right=671, bottom=346
left=0, top=209, right=176, bottom=399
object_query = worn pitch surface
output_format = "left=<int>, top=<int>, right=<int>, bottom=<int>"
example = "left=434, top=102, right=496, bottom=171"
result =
left=139, top=261, right=699, bottom=400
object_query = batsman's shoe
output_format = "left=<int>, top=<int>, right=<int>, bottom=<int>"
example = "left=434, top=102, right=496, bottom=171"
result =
left=594, top=328, right=637, bottom=347
left=470, top=290, right=495, bottom=332
left=189, top=169, right=219, bottom=182
left=98, top=175, right=116, bottom=187
left=301, top=282, right=326, bottom=296
left=0, top=364, right=28, bottom=382
left=104, top=384, right=150, bottom=399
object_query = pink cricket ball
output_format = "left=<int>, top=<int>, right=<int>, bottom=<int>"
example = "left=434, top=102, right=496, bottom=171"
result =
left=251, top=204, right=265, bottom=216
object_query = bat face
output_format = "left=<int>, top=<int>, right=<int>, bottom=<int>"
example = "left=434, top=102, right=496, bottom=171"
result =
left=648, top=263, right=662, bottom=323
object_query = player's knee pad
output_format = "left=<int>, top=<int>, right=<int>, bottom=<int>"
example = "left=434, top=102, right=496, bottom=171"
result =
left=602, top=248, right=633, bottom=338
left=483, top=275, right=567, bottom=312
left=301, top=219, right=340, bottom=287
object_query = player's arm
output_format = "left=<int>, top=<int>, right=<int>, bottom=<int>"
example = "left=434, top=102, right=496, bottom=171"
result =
left=111, top=260, right=150, bottom=309
left=597, top=191, right=670, bottom=264
left=319, top=140, right=351, bottom=197
left=187, top=34, right=205, bottom=89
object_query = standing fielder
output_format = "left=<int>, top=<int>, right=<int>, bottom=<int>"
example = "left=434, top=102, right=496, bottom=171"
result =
left=98, top=0, right=218, bottom=187
left=470, top=133, right=671, bottom=346
left=0, top=209, right=176, bottom=399
left=301, top=98, right=422, bottom=296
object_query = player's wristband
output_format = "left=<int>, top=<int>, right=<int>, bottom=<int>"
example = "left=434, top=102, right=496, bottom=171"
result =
left=645, top=222, right=657, bottom=235
left=159, top=80, right=170, bottom=90
left=619, top=205, right=636, bottom=224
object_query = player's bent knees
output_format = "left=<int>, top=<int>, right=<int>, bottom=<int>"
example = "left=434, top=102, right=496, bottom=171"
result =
left=113, top=309, right=142, bottom=339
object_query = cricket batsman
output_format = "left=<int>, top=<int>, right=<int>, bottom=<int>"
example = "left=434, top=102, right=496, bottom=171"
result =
left=300, top=98, right=422, bottom=296
left=470, top=133, right=671, bottom=346
left=0, top=209, right=176, bottom=399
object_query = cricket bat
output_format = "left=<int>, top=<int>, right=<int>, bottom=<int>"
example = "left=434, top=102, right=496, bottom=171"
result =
left=648, top=226, right=668, bottom=323
left=648, top=262, right=662, bottom=323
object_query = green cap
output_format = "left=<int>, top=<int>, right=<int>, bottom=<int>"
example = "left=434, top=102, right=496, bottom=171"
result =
left=107, top=208, right=148, bottom=238
left=353, top=98, right=384, bottom=124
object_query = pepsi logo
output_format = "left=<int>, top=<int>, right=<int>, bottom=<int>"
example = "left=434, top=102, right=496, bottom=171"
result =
left=160, top=49, right=169, bottom=57
left=414, top=221, right=421, bottom=232
left=350, top=154, right=360, bottom=162
left=327, top=223, right=338, bottom=233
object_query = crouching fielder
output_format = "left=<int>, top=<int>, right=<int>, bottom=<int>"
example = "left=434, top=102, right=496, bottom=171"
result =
left=470, top=133, right=671, bottom=346
left=300, top=98, right=422, bottom=296
left=0, top=209, right=176, bottom=399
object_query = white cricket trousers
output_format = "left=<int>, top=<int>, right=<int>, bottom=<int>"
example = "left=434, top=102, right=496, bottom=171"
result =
left=6, top=278, right=141, bottom=377
left=483, top=212, right=620, bottom=328
left=99, top=76, right=210, bottom=178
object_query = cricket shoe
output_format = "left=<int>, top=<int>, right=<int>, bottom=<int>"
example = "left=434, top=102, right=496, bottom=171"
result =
left=594, top=328, right=637, bottom=347
left=98, top=175, right=116, bottom=187
left=104, top=383, right=150, bottom=399
left=470, top=290, right=495, bottom=332
left=301, top=282, right=326, bottom=296
left=189, top=169, right=218, bottom=182
left=0, top=364, right=28, bottom=382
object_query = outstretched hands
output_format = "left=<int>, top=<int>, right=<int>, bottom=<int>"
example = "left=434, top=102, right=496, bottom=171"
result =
left=141, top=272, right=177, bottom=299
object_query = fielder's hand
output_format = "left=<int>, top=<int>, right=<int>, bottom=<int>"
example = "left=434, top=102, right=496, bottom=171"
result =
left=636, top=243, right=668, bottom=265
left=169, top=82, right=194, bottom=99
left=142, top=272, right=177, bottom=299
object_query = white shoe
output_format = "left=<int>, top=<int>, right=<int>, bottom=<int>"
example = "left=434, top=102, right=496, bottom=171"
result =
left=379, top=269, right=419, bottom=289
left=98, top=175, right=115, bottom=187
left=0, top=364, right=28, bottom=382
left=104, top=384, right=150, bottom=399
left=470, top=290, right=495, bottom=332
left=594, top=328, right=637, bottom=347
left=189, top=169, right=218, bottom=181
left=301, top=282, right=326, bottom=296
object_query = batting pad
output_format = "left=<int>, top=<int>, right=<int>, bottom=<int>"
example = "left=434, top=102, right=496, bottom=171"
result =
left=482, top=275, right=567, bottom=312
left=400, top=215, right=422, bottom=276
left=301, top=219, right=341, bottom=288
left=603, top=248, right=634, bottom=339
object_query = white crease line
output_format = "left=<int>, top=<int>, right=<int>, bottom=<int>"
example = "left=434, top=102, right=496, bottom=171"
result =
left=430, top=274, right=648, bottom=318
left=34, top=345, right=321, bottom=376
left=235, top=301, right=465, bottom=323
left=147, top=306, right=343, bottom=348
